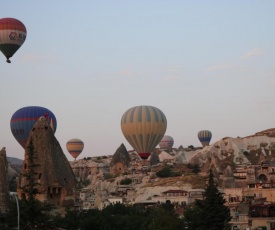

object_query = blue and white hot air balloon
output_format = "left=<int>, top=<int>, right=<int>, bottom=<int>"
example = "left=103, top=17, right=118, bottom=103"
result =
left=10, top=106, right=57, bottom=149
left=198, top=130, right=212, bottom=147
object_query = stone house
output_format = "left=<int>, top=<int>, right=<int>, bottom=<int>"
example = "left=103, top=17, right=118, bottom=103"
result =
left=151, top=189, right=191, bottom=205
left=83, top=196, right=96, bottom=210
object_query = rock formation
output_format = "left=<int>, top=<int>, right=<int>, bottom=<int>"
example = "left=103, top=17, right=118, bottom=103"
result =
left=150, top=152, right=160, bottom=166
left=222, top=165, right=236, bottom=188
left=17, top=116, right=76, bottom=211
left=70, top=157, right=110, bottom=185
left=186, top=128, right=275, bottom=186
left=175, top=146, right=187, bottom=163
left=110, top=144, right=131, bottom=175
left=189, top=129, right=275, bottom=168
left=0, top=147, right=9, bottom=213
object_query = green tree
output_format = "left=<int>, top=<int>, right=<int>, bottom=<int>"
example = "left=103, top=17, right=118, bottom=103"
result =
left=101, top=203, right=147, bottom=230
left=156, top=166, right=181, bottom=178
left=60, top=203, right=183, bottom=230
left=202, top=170, right=231, bottom=230
left=120, top=178, right=132, bottom=185
left=183, top=170, right=231, bottom=230
left=183, top=204, right=204, bottom=230
left=20, top=139, right=40, bottom=202
left=147, top=206, right=182, bottom=230
left=192, top=164, right=200, bottom=174
left=156, top=166, right=172, bottom=177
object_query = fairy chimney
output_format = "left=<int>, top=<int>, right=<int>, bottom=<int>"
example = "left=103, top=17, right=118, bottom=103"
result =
left=0, top=147, right=9, bottom=213
left=18, top=116, right=77, bottom=211
left=110, top=143, right=131, bottom=175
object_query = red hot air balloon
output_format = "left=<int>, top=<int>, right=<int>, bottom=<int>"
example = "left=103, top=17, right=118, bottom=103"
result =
left=66, top=138, right=84, bottom=160
left=0, top=18, right=27, bottom=63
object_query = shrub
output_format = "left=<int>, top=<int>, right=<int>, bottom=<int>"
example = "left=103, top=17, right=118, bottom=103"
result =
left=104, top=173, right=116, bottom=180
left=156, top=166, right=172, bottom=178
left=156, top=166, right=182, bottom=178
left=120, top=178, right=132, bottom=185
left=192, top=164, right=200, bottom=174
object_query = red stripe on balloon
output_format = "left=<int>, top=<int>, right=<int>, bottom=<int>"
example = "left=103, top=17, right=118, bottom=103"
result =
left=11, top=117, right=46, bottom=122
left=139, top=152, right=150, bottom=159
left=0, top=18, right=26, bottom=32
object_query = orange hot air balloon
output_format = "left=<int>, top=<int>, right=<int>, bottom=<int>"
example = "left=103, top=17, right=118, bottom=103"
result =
left=121, top=105, right=167, bottom=160
left=66, top=138, right=84, bottom=160
left=0, top=18, right=27, bottom=63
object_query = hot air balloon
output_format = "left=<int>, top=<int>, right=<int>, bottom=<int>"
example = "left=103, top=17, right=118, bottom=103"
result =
left=121, top=105, right=167, bottom=160
left=198, top=130, right=212, bottom=147
left=0, top=18, right=27, bottom=63
left=66, top=138, right=84, bottom=160
left=159, top=135, right=174, bottom=150
left=10, top=106, right=57, bottom=149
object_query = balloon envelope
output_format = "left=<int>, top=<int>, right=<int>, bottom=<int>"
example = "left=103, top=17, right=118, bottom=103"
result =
left=10, top=106, right=57, bottom=149
left=121, top=105, right=167, bottom=160
left=198, top=130, right=212, bottom=147
left=66, top=138, right=84, bottom=160
left=0, top=18, right=27, bottom=63
left=159, top=135, right=174, bottom=150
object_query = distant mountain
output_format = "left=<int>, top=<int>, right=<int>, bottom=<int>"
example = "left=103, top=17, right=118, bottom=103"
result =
left=6, top=157, right=23, bottom=192
left=7, top=156, right=23, bottom=166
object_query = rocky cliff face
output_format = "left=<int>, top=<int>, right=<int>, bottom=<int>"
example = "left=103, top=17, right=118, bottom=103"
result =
left=14, top=126, right=275, bottom=199
left=70, top=129, right=275, bottom=188
left=189, top=128, right=275, bottom=171
left=0, top=147, right=9, bottom=212
left=150, top=152, right=160, bottom=166
left=110, top=143, right=131, bottom=175
left=18, top=116, right=76, bottom=209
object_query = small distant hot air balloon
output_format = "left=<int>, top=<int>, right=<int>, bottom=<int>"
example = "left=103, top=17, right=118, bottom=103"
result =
left=198, top=130, right=212, bottom=147
left=159, top=135, right=174, bottom=150
left=10, top=106, right=57, bottom=149
left=0, top=18, right=27, bottom=63
left=121, top=105, right=167, bottom=160
left=66, top=138, right=84, bottom=160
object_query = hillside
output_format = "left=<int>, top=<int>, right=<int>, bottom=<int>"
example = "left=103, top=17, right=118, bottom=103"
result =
left=145, top=175, right=206, bottom=189
left=5, top=128, right=275, bottom=193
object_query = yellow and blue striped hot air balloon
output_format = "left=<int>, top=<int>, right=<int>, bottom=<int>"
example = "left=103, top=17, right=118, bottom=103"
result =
left=66, top=138, right=84, bottom=160
left=198, top=130, right=212, bottom=147
left=121, top=105, right=167, bottom=160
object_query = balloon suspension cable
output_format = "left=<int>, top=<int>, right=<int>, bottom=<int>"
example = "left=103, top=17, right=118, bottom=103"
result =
left=6, top=58, right=11, bottom=63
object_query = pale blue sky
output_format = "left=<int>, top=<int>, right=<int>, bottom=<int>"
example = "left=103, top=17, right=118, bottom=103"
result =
left=1, top=1, right=275, bottom=160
